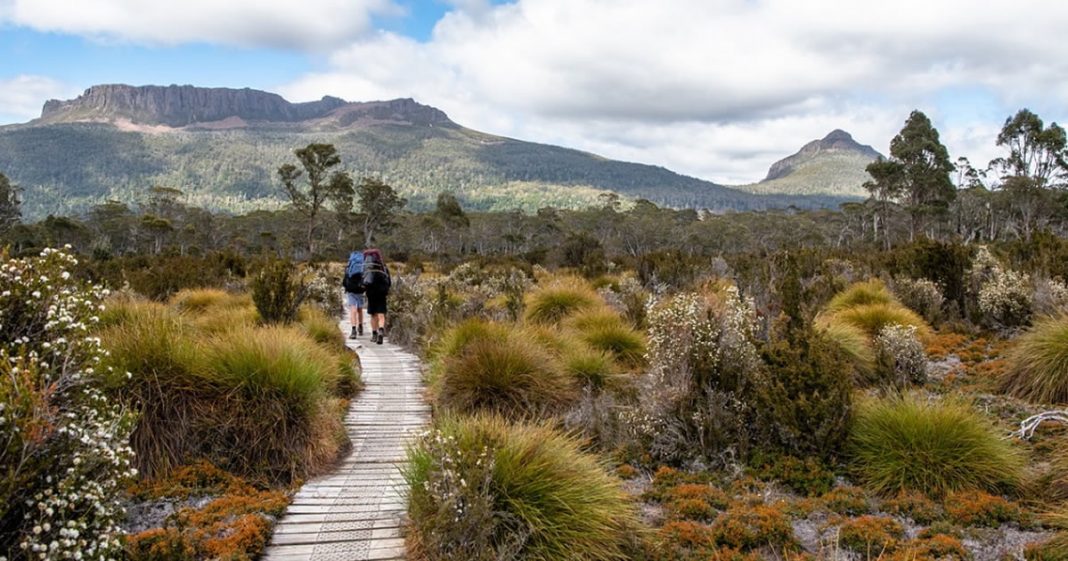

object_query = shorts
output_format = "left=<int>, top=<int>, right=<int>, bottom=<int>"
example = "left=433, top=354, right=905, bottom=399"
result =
left=344, top=292, right=365, bottom=308
left=367, top=292, right=388, bottom=315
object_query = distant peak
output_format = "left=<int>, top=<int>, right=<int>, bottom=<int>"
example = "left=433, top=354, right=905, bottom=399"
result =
left=763, top=129, right=883, bottom=182
left=822, top=129, right=854, bottom=143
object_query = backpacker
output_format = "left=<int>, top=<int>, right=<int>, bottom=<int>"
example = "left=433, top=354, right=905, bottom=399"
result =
left=363, top=251, right=391, bottom=294
left=343, top=251, right=365, bottom=293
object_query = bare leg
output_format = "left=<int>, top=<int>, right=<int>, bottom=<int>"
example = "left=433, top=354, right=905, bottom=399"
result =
left=375, top=313, right=386, bottom=330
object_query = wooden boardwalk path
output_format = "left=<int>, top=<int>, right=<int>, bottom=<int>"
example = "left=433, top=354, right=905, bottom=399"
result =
left=263, top=320, right=427, bottom=561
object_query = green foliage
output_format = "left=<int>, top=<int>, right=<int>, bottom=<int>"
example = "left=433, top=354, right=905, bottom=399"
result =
left=0, top=170, right=20, bottom=234
left=749, top=454, right=836, bottom=496
left=1002, top=315, right=1068, bottom=404
left=561, top=346, right=621, bottom=391
left=524, top=280, right=602, bottom=325
left=405, top=414, right=637, bottom=561
left=819, top=320, right=876, bottom=382
left=848, top=394, right=1023, bottom=496
left=278, top=142, right=354, bottom=255
left=250, top=259, right=307, bottom=324
left=356, top=177, right=407, bottom=246
left=568, top=309, right=647, bottom=369
left=749, top=327, right=853, bottom=463
left=822, top=302, right=930, bottom=339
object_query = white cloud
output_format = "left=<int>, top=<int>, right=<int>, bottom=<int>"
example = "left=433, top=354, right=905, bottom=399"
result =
left=0, top=75, right=75, bottom=123
left=0, top=0, right=400, bottom=50
left=275, top=0, right=1068, bottom=183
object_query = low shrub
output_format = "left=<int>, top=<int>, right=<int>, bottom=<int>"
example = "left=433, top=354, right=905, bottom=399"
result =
left=250, top=258, right=307, bottom=324
left=893, top=277, right=945, bottom=325
left=710, top=504, right=797, bottom=551
left=971, top=246, right=1033, bottom=328
left=890, top=533, right=970, bottom=561
left=826, top=279, right=898, bottom=313
left=750, top=454, right=836, bottom=496
left=873, top=324, right=928, bottom=387
left=943, top=490, right=1022, bottom=528
left=882, top=491, right=942, bottom=525
left=435, top=334, right=575, bottom=419
left=1001, top=315, right=1068, bottom=404
left=819, top=486, right=871, bottom=516
left=405, top=415, right=637, bottom=561
left=524, top=280, right=602, bottom=325
left=848, top=394, right=1024, bottom=496
left=837, top=515, right=904, bottom=555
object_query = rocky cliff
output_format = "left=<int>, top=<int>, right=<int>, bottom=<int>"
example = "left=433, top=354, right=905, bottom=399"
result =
left=38, top=84, right=454, bottom=128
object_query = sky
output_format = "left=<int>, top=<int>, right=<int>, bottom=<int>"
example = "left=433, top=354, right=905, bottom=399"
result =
left=1, top=0, right=1066, bottom=185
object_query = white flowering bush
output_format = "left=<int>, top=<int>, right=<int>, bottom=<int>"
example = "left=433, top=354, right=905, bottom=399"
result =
left=637, top=285, right=761, bottom=464
left=0, top=247, right=136, bottom=560
left=1033, top=276, right=1068, bottom=318
left=874, top=324, right=928, bottom=387
left=893, top=277, right=944, bottom=324
left=970, top=246, right=1033, bottom=328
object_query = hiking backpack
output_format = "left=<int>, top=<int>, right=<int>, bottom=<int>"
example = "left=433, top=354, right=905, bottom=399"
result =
left=362, top=252, right=391, bottom=294
left=342, top=251, right=365, bottom=293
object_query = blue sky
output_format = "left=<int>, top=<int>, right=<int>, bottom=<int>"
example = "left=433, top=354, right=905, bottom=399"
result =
left=1, top=0, right=1065, bottom=184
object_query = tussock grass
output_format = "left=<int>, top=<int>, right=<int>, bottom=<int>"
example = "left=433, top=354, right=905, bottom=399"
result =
left=825, top=279, right=898, bottom=313
left=567, top=309, right=647, bottom=369
left=820, top=320, right=876, bottom=381
left=188, top=305, right=259, bottom=334
left=298, top=305, right=347, bottom=352
left=405, top=415, right=637, bottom=561
left=524, top=281, right=602, bottom=325
left=1001, top=315, right=1068, bottom=404
left=848, top=394, right=1023, bottom=496
left=435, top=334, right=575, bottom=419
left=562, top=346, right=621, bottom=391
left=822, top=303, right=931, bottom=340
left=169, top=288, right=247, bottom=314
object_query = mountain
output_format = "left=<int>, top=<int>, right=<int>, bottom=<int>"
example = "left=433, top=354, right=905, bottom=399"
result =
left=0, top=84, right=849, bottom=218
left=738, top=129, right=883, bottom=198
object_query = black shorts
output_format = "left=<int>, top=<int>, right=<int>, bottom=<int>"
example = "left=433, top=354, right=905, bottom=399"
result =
left=367, top=292, right=388, bottom=315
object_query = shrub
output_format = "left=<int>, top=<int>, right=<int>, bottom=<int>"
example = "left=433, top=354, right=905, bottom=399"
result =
left=435, top=334, right=575, bottom=419
left=971, top=246, right=1033, bottom=328
left=882, top=491, right=942, bottom=525
left=820, top=320, right=876, bottom=381
left=943, top=490, right=1021, bottom=527
left=837, top=515, right=904, bottom=555
left=1034, top=277, right=1068, bottom=318
left=894, top=277, right=945, bottom=324
left=891, top=533, right=970, bottom=561
left=848, top=394, right=1023, bottom=496
left=710, top=504, right=797, bottom=551
left=823, top=302, right=931, bottom=340
left=874, top=324, right=928, bottom=387
left=826, top=279, right=898, bottom=313
left=1001, top=315, right=1068, bottom=404
left=750, top=454, right=836, bottom=496
left=819, top=485, right=871, bottom=516
left=749, top=327, right=853, bottom=463
left=637, top=287, right=760, bottom=465
left=524, top=280, right=602, bottom=325
left=405, top=415, right=637, bottom=561
left=250, top=258, right=307, bottom=324
left=0, top=248, right=136, bottom=559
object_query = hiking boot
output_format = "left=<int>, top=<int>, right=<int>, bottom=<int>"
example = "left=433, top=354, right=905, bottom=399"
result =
left=370, top=331, right=379, bottom=344
left=349, top=326, right=358, bottom=340
left=357, top=324, right=364, bottom=336
left=376, top=329, right=385, bottom=345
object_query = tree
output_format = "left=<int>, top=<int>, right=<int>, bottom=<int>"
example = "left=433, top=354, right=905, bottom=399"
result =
left=990, top=109, right=1068, bottom=240
left=0, top=172, right=21, bottom=235
left=356, top=177, right=406, bottom=246
left=278, top=143, right=354, bottom=256
left=863, top=158, right=905, bottom=249
left=888, top=110, right=956, bottom=239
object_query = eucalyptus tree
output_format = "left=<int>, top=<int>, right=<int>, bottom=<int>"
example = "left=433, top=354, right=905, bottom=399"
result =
left=278, top=143, right=354, bottom=256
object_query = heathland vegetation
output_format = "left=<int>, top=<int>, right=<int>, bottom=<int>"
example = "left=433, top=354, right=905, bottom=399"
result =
left=2, top=105, right=1068, bottom=560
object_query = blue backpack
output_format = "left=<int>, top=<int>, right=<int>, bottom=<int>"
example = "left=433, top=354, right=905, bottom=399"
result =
left=343, top=251, right=365, bottom=293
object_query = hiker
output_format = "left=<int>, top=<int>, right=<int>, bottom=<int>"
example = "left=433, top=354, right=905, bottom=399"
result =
left=342, top=250, right=366, bottom=339
left=362, top=248, right=392, bottom=345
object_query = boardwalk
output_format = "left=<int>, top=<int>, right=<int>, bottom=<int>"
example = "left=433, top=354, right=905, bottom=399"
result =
left=263, top=320, right=428, bottom=561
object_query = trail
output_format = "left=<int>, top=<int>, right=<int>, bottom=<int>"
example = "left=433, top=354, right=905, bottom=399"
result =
left=263, top=319, right=427, bottom=561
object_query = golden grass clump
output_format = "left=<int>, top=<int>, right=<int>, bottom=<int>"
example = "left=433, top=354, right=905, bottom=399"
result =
left=169, top=288, right=248, bottom=314
left=1001, top=315, right=1068, bottom=404
left=405, top=414, right=638, bottom=561
left=567, top=309, right=647, bottom=369
left=818, top=320, right=876, bottom=380
left=848, top=394, right=1024, bottom=497
left=298, top=305, right=347, bottom=352
left=822, top=303, right=931, bottom=340
left=825, top=279, right=898, bottom=313
left=524, top=280, right=603, bottom=325
left=435, top=333, right=576, bottom=419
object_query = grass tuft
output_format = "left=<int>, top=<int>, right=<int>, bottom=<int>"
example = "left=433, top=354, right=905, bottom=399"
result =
left=568, top=309, right=647, bottom=369
left=819, top=320, right=876, bottom=381
left=821, top=302, right=931, bottom=340
left=524, top=281, right=602, bottom=325
left=405, top=414, right=637, bottom=561
left=825, top=279, right=898, bottom=313
left=848, top=394, right=1023, bottom=497
left=1001, top=315, right=1068, bottom=404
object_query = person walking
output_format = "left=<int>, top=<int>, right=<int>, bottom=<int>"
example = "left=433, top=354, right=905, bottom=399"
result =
left=362, top=248, right=392, bottom=345
left=342, top=250, right=366, bottom=339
